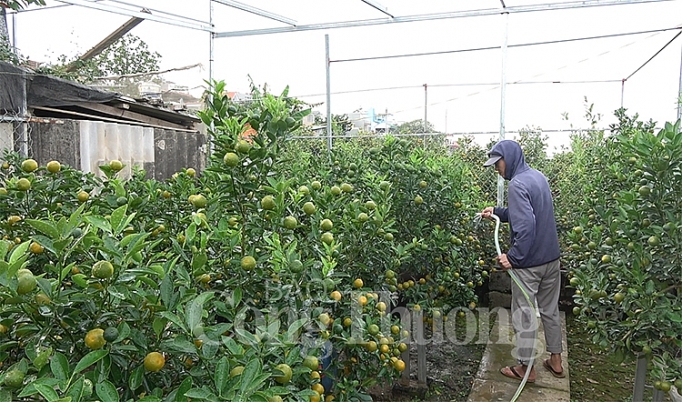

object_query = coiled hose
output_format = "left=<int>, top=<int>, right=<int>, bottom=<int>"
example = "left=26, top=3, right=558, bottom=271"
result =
left=476, top=213, right=538, bottom=402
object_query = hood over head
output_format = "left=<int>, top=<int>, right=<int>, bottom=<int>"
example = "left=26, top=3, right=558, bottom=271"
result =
left=485, top=140, right=529, bottom=180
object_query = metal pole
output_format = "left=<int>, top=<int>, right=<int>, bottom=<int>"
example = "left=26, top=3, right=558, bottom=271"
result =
left=11, top=10, right=17, bottom=54
left=209, top=0, right=214, bottom=84
left=677, top=42, right=682, bottom=121
left=632, top=355, right=647, bottom=402
left=621, top=79, right=626, bottom=109
left=325, top=34, right=332, bottom=153
left=497, top=11, right=509, bottom=207
left=424, top=84, right=429, bottom=148
left=385, top=108, right=389, bottom=136
left=19, top=69, right=28, bottom=158
left=400, top=311, right=411, bottom=386
left=415, top=311, right=427, bottom=385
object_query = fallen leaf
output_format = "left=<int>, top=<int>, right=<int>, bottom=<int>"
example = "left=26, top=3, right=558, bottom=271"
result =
left=586, top=378, right=599, bottom=384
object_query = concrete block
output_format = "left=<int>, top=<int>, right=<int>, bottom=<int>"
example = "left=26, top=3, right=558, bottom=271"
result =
left=489, top=271, right=511, bottom=292
left=488, top=291, right=512, bottom=309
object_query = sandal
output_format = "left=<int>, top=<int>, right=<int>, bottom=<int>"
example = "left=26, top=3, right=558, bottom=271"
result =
left=543, top=359, right=566, bottom=378
left=500, top=366, right=535, bottom=383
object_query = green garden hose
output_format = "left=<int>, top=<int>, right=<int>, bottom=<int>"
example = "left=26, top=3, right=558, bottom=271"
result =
left=477, top=213, right=538, bottom=402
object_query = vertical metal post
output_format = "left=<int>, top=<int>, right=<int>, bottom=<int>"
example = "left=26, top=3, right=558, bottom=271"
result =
left=424, top=84, right=429, bottom=148
left=497, top=11, right=509, bottom=207
left=209, top=0, right=214, bottom=84
left=385, top=108, right=389, bottom=136
left=415, top=311, right=427, bottom=385
left=400, top=311, right=411, bottom=386
left=11, top=10, right=17, bottom=53
left=18, top=70, right=28, bottom=158
left=677, top=42, right=682, bottom=121
left=632, top=355, right=648, bottom=402
left=325, top=34, right=332, bottom=153
left=621, top=79, right=626, bottom=110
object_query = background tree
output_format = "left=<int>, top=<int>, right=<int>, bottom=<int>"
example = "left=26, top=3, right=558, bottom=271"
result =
left=1, top=1, right=45, bottom=63
left=35, top=34, right=162, bottom=97
left=314, top=113, right=353, bottom=135
left=395, top=119, right=437, bottom=134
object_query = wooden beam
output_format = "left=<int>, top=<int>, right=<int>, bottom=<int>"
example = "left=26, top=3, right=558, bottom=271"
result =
left=72, top=102, right=192, bottom=130
left=31, top=106, right=198, bottom=132
left=65, top=10, right=149, bottom=72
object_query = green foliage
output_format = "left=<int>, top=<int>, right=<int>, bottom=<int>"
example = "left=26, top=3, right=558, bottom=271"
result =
left=34, top=34, right=162, bottom=95
left=561, top=110, right=682, bottom=387
left=0, top=0, right=45, bottom=10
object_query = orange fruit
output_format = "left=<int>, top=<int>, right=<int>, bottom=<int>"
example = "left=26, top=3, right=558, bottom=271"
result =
left=109, top=160, right=123, bottom=171
left=29, top=242, right=44, bottom=254
left=16, top=178, right=31, bottom=191
left=143, top=352, right=165, bottom=372
left=312, top=383, right=325, bottom=395
left=84, top=328, right=106, bottom=350
left=92, top=261, right=114, bottom=279
left=77, top=191, right=90, bottom=203
left=241, top=256, right=256, bottom=271
left=274, top=363, right=292, bottom=384
left=46, top=160, right=61, bottom=173
left=21, top=158, right=38, bottom=172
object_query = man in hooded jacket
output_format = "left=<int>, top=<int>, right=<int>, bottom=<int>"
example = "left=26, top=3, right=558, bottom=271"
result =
left=480, top=139, right=565, bottom=383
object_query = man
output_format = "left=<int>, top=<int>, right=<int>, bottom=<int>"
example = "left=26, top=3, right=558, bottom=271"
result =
left=481, top=139, right=564, bottom=382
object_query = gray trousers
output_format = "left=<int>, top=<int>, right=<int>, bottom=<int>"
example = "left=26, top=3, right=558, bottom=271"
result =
left=510, top=258, right=562, bottom=365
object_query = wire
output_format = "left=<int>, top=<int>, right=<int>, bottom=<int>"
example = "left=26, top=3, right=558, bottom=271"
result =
left=625, top=30, right=682, bottom=80
left=330, top=26, right=682, bottom=63
left=289, top=79, right=622, bottom=99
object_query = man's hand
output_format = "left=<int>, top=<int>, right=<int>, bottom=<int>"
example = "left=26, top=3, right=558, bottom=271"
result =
left=497, top=253, right=512, bottom=270
left=481, top=206, right=494, bottom=220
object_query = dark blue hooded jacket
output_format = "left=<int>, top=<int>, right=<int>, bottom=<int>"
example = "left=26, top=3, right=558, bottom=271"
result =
left=490, top=140, right=560, bottom=268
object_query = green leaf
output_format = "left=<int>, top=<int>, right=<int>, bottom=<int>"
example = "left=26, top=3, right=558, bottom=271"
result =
left=214, top=356, right=229, bottom=396
left=159, top=311, right=187, bottom=333
left=95, top=380, right=119, bottom=402
left=26, top=219, right=60, bottom=239
left=186, top=223, right=197, bottom=243
left=192, top=252, right=208, bottom=271
left=160, top=273, right=174, bottom=308
left=174, top=377, right=193, bottom=402
left=239, top=359, right=262, bottom=394
left=128, top=364, right=144, bottom=390
left=222, top=336, right=244, bottom=356
left=186, top=292, right=215, bottom=334
left=0, top=241, right=8, bottom=262
left=109, top=205, right=127, bottom=235
left=0, top=390, right=10, bottom=402
left=51, top=352, right=70, bottom=385
left=84, top=216, right=112, bottom=234
left=232, top=288, right=242, bottom=308
left=64, top=377, right=84, bottom=402
left=74, top=350, right=108, bottom=375
left=35, top=383, right=60, bottom=401
left=184, top=388, right=217, bottom=400
left=9, top=241, right=29, bottom=265
left=163, top=338, right=196, bottom=354
left=152, top=317, right=167, bottom=338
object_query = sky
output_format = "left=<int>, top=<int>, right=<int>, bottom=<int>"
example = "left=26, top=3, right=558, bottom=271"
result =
left=8, top=0, right=682, bottom=151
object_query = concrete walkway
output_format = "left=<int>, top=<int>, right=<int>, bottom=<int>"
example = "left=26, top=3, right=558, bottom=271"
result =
left=467, top=310, right=570, bottom=402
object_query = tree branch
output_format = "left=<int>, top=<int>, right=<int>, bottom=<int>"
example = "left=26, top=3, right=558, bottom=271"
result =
left=91, top=63, right=203, bottom=81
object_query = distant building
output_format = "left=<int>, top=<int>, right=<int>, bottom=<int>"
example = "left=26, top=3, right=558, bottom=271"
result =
left=226, top=92, right=253, bottom=103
